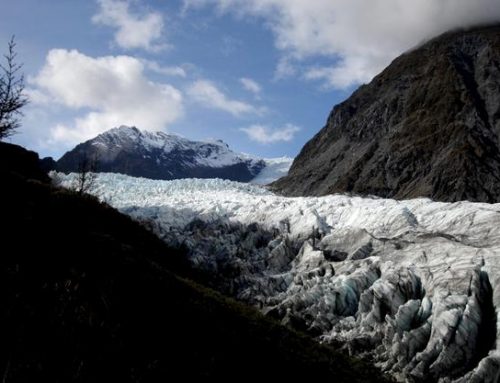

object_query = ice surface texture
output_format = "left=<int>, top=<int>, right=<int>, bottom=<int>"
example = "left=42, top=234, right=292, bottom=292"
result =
left=55, top=172, right=500, bottom=382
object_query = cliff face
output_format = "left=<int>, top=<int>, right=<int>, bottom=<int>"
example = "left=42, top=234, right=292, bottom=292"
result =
left=273, top=24, right=500, bottom=202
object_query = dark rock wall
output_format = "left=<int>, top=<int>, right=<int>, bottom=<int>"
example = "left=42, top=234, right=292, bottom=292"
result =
left=273, top=25, right=500, bottom=203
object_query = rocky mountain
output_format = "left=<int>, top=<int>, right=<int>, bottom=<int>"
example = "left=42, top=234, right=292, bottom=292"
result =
left=273, top=24, right=500, bottom=203
left=56, top=126, right=273, bottom=182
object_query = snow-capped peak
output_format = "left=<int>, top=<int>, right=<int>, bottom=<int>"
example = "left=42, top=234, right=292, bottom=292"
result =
left=58, top=126, right=292, bottom=183
left=87, top=125, right=258, bottom=169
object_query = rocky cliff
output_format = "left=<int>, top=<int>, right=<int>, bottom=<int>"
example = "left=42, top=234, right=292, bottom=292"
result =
left=273, top=24, right=500, bottom=202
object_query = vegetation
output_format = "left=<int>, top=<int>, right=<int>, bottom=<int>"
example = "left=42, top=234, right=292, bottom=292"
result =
left=0, top=37, right=28, bottom=139
left=0, top=142, right=390, bottom=382
left=74, top=152, right=99, bottom=195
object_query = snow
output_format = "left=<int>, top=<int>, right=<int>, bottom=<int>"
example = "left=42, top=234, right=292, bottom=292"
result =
left=250, top=157, right=293, bottom=185
left=52, top=172, right=500, bottom=382
left=94, top=125, right=265, bottom=170
left=87, top=126, right=292, bottom=183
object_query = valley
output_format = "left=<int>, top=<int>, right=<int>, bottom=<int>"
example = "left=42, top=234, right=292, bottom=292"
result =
left=3, top=7, right=500, bottom=382
left=55, top=171, right=500, bottom=382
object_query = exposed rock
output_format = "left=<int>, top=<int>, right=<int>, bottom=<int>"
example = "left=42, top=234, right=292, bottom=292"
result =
left=273, top=24, right=500, bottom=203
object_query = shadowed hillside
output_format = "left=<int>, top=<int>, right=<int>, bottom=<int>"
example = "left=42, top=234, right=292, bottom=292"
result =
left=0, top=142, right=389, bottom=382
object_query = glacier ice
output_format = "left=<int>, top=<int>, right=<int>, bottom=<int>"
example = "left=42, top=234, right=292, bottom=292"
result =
left=250, top=157, right=293, bottom=185
left=54, top=172, right=500, bottom=382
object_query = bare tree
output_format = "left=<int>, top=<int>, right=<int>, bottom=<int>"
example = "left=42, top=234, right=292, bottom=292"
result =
left=0, top=36, right=28, bottom=139
left=74, top=153, right=99, bottom=195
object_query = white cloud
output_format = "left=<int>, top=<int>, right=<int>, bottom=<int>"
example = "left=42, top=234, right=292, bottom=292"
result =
left=240, top=123, right=300, bottom=144
left=30, top=49, right=183, bottom=147
left=274, top=56, right=297, bottom=80
left=143, top=60, right=187, bottom=77
left=184, top=0, right=500, bottom=88
left=304, top=63, right=368, bottom=89
left=24, top=87, right=53, bottom=105
left=187, top=79, right=256, bottom=116
left=93, top=0, right=165, bottom=52
left=240, top=77, right=261, bottom=95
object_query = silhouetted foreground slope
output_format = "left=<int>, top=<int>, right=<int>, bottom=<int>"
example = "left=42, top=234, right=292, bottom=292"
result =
left=0, top=142, right=389, bottom=382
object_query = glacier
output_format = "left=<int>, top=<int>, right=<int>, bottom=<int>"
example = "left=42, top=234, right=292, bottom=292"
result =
left=250, top=157, right=293, bottom=185
left=54, top=172, right=500, bottom=382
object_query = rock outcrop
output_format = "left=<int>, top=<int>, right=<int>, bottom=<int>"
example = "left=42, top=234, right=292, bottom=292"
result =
left=273, top=24, right=500, bottom=203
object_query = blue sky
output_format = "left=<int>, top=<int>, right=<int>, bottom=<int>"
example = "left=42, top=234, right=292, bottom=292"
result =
left=2, top=0, right=499, bottom=159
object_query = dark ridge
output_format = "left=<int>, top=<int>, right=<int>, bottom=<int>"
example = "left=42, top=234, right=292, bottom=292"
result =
left=0, top=142, right=49, bottom=182
left=39, top=156, right=57, bottom=173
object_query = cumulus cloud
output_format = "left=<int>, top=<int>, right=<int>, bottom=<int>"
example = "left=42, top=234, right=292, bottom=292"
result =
left=240, top=123, right=300, bottom=144
left=93, top=0, right=165, bottom=52
left=30, top=49, right=183, bottom=146
left=187, top=79, right=257, bottom=116
left=184, top=0, right=500, bottom=88
left=240, top=77, right=261, bottom=95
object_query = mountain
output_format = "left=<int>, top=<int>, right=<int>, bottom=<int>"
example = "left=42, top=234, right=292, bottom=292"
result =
left=273, top=24, right=500, bottom=202
left=57, top=126, right=270, bottom=182
left=58, top=170, right=500, bottom=382
left=0, top=141, right=388, bottom=382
